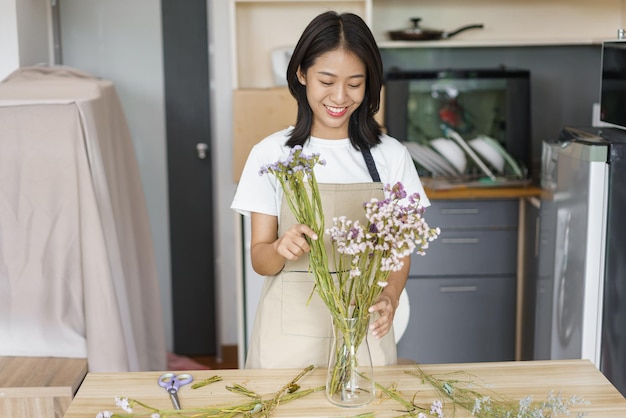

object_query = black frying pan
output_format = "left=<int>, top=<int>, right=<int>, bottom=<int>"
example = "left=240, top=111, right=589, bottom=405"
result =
left=388, top=18, right=484, bottom=41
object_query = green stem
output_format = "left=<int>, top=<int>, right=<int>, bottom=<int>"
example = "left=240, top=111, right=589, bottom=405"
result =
left=327, top=317, right=370, bottom=397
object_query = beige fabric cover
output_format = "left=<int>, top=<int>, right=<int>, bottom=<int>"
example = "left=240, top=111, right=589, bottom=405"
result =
left=0, top=66, right=166, bottom=372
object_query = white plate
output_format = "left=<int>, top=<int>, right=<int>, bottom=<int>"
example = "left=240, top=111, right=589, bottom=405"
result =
left=404, top=142, right=459, bottom=177
left=479, top=135, right=524, bottom=178
left=416, top=144, right=460, bottom=176
left=430, top=138, right=467, bottom=174
left=404, top=142, right=448, bottom=176
left=469, top=137, right=505, bottom=173
left=444, top=129, right=496, bottom=181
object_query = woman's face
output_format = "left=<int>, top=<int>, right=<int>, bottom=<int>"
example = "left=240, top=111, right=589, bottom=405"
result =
left=297, top=48, right=366, bottom=139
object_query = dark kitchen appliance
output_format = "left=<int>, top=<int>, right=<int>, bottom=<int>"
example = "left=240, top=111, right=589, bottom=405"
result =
left=384, top=68, right=531, bottom=177
left=536, top=39, right=626, bottom=397
left=600, top=41, right=626, bottom=128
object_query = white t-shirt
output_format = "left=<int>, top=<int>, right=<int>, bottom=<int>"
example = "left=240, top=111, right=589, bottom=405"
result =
left=231, top=127, right=430, bottom=217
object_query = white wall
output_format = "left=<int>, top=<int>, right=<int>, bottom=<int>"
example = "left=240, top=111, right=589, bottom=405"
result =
left=207, top=1, right=239, bottom=349
left=58, top=0, right=173, bottom=350
left=0, top=1, right=19, bottom=80
left=0, top=0, right=50, bottom=81
left=55, top=0, right=241, bottom=351
left=15, top=0, right=51, bottom=66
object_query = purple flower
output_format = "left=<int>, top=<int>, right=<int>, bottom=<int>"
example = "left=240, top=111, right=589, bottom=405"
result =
left=259, top=146, right=326, bottom=180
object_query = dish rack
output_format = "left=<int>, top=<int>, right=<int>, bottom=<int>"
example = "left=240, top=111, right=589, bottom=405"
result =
left=404, top=127, right=528, bottom=189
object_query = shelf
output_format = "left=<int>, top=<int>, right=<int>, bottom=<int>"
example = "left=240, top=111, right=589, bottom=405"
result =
left=231, top=0, right=370, bottom=88
left=233, top=0, right=364, bottom=2
left=231, top=0, right=625, bottom=86
left=377, top=38, right=608, bottom=49
left=372, top=0, right=625, bottom=51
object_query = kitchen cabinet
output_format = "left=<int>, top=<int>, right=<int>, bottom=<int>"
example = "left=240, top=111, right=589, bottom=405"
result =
left=397, top=199, right=518, bottom=363
left=230, top=0, right=625, bottom=88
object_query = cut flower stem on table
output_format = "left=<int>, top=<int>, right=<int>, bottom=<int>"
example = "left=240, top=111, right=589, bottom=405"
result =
left=96, top=364, right=589, bottom=417
left=375, top=366, right=589, bottom=417
left=96, top=366, right=324, bottom=418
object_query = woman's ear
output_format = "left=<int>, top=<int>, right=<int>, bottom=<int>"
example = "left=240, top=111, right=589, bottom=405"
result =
left=296, top=67, right=306, bottom=85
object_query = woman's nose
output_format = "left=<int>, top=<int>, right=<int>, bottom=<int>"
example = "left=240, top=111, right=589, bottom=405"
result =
left=330, top=84, right=346, bottom=103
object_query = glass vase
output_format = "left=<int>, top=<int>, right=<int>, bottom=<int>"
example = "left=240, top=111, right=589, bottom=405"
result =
left=325, top=316, right=374, bottom=407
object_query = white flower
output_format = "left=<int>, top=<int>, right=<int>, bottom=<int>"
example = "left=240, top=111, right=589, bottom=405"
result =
left=472, top=397, right=482, bottom=414
left=115, top=396, right=133, bottom=413
left=430, top=399, right=444, bottom=417
left=349, top=267, right=361, bottom=278
left=96, top=412, right=113, bottom=418
left=151, top=413, right=161, bottom=418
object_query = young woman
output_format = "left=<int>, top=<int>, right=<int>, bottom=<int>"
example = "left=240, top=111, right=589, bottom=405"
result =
left=231, top=11, right=429, bottom=369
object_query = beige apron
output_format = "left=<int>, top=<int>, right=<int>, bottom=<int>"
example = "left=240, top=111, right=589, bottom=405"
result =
left=245, top=182, right=398, bottom=369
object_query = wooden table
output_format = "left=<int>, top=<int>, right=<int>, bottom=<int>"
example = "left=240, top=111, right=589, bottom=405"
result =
left=64, top=360, right=626, bottom=417
left=0, top=356, right=87, bottom=418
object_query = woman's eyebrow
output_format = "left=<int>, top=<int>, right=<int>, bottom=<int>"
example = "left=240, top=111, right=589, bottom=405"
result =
left=316, top=71, right=365, bottom=79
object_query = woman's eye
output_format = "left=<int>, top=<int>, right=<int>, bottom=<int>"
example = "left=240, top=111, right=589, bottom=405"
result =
left=348, top=84, right=362, bottom=89
left=320, top=81, right=333, bottom=86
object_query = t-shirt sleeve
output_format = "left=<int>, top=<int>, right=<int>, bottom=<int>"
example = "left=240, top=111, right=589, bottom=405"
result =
left=381, top=137, right=431, bottom=208
left=399, top=145, right=430, bottom=207
left=230, top=143, right=281, bottom=217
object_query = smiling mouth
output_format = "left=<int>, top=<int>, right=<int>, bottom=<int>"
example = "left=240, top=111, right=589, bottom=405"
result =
left=325, top=105, right=348, bottom=117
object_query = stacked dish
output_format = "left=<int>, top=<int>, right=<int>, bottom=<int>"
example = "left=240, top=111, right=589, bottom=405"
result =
left=404, top=133, right=524, bottom=180
left=403, top=141, right=459, bottom=177
left=469, top=135, right=524, bottom=179
left=468, top=136, right=505, bottom=173
left=429, top=138, right=467, bottom=174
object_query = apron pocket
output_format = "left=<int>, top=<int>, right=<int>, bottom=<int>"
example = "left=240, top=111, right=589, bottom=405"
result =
left=281, top=271, right=332, bottom=338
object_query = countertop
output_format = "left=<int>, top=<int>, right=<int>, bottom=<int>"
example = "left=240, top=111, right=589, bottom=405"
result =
left=424, top=183, right=542, bottom=200
left=63, top=359, right=626, bottom=417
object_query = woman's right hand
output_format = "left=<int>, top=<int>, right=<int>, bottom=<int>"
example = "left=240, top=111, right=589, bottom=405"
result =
left=274, top=224, right=318, bottom=261
left=251, top=212, right=318, bottom=276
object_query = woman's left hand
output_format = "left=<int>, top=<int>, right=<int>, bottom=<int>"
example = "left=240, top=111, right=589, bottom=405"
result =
left=368, top=293, right=397, bottom=339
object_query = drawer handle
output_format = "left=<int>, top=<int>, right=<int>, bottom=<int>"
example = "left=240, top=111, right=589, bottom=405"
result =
left=440, top=208, right=479, bottom=215
left=441, top=238, right=480, bottom=245
left=439, top=285, right=478, bottom=293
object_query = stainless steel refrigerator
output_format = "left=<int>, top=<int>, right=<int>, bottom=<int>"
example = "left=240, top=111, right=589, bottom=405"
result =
left=538, top=126, right=626, bottom=397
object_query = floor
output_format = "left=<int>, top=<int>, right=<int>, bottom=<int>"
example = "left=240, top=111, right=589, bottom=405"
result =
left=189, top=345, right=239, bottom=370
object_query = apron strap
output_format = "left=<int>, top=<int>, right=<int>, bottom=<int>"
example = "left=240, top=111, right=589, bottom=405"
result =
left=361, top=147, right=381, bottom=182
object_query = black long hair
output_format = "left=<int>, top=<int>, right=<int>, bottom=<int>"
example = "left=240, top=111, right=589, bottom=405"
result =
left=285, top=11, right=383, bottom=151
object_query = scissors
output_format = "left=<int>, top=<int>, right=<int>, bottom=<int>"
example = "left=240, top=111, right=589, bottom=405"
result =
left=157, top=372, right=193, bottom=410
